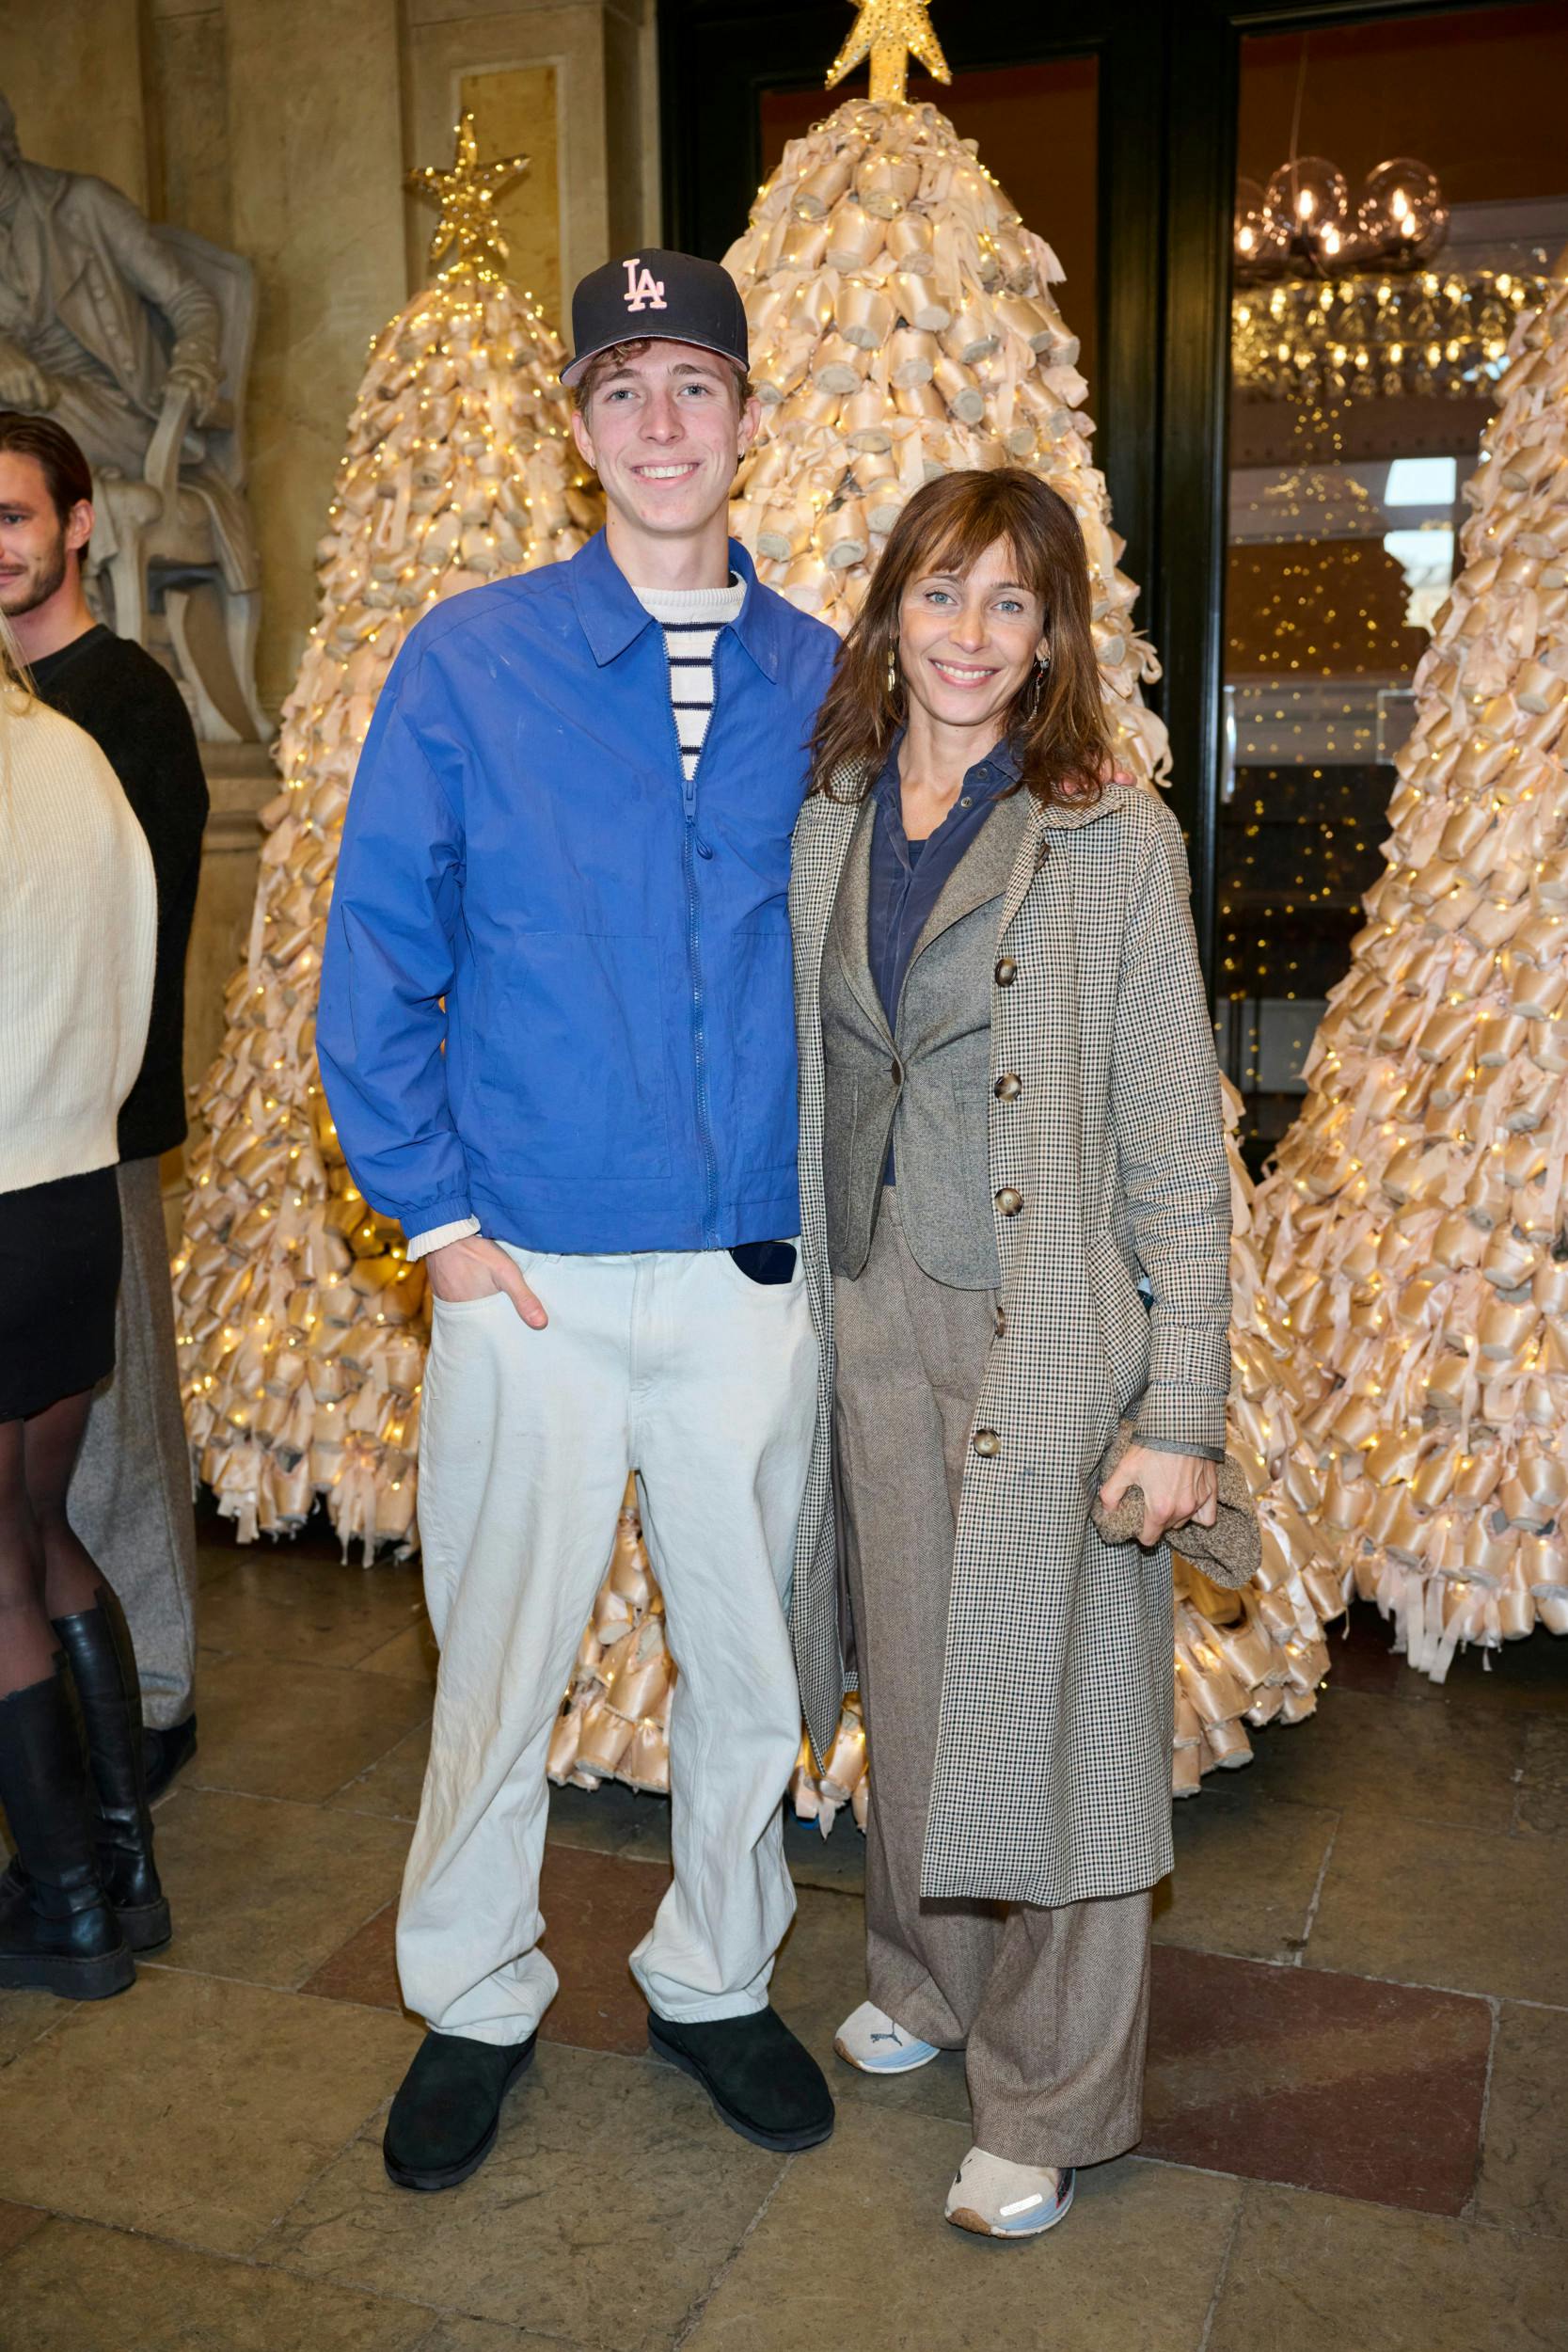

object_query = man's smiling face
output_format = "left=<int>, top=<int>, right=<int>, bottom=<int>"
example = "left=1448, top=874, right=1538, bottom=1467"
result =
left=570, top=341, right=757, bottom=542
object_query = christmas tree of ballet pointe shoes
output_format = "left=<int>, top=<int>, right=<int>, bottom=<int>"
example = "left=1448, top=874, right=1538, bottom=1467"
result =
left=545, top=7, right=1345, bottom=1817
left=173, top=116, right=599, bottom=1553
left=1249, top=280, right=1568, bottom=1682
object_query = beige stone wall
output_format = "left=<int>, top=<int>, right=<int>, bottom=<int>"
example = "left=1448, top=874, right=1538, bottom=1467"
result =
left=0, top=0, right=150, bottom=208
left=3, top=0, right=657, bottom=715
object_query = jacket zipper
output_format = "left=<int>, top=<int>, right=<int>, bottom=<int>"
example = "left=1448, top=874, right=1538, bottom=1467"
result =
left=667, top=633, right=721, bottom=1248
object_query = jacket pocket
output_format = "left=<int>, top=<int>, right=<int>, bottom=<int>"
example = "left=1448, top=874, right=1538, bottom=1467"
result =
left=732, top=912, right=799, bottom=1177
left=467, top=931, right=672, bottom=1180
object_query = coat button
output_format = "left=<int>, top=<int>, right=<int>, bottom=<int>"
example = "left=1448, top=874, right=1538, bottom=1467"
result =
left=973, top=1428, right=1001, bottom=1457
left=995, top=1187, right=1023, bottom=1216
left=994, top=1073, right=1022, bottom=1100
left=890, top=1057, right=903, bottom=1083
left=994, top=957, right=1018, bottom=986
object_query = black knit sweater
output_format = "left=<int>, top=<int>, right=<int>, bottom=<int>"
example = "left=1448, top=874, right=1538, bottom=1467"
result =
left=32, top=626, right=211, bottom=1163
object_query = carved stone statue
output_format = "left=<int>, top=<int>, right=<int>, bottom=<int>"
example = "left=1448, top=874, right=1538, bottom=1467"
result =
left=0, top=92, right=265, bottom=739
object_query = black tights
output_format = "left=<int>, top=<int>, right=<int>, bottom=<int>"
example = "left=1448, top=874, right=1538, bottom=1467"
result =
left=0, top=1391, right=109, bottom=1703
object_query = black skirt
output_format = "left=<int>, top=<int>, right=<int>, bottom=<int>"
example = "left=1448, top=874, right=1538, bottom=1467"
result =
left=0, top=1165, right=122, bottom=1422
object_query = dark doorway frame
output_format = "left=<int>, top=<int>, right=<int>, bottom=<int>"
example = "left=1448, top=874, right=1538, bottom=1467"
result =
left=657, top=0, right=1526, bottom=983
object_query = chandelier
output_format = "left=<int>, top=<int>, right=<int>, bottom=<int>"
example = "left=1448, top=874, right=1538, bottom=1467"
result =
left=1230, top=151, right=1551, bottom=403
left=1234, top=155, right=1448, bottom=279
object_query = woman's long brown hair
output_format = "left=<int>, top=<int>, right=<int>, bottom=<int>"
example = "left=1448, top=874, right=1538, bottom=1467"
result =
left=808, top=468, right=1112, bottom=809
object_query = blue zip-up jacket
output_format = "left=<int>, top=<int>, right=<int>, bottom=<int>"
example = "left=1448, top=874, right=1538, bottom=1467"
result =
left=317, top=530, right=839, bottom=1255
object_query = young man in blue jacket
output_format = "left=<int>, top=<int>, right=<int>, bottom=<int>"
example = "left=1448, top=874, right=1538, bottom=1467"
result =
left=319, top=252, right=839, bottom=2190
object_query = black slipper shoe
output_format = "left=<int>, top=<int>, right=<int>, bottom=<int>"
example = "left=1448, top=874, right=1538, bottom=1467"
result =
left=383, top=2029, right=539, bottom=2191
left=647, top=2006, right=834, bottom=2152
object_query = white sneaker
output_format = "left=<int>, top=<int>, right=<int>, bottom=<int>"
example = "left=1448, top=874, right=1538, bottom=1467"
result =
left=832, top=2000, right=942, bottom=2074
left=945, top=2147, right=1076, bottom=2238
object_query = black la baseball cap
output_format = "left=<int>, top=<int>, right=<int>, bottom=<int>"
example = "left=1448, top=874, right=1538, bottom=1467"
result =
left=562, top=248, right=749, bottom=389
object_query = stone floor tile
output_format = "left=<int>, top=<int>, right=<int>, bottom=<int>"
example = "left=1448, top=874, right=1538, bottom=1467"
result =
left=1207, top=2182, right=1567, bottom=2352
left=0, top=2199, right=46, bottom=2258
left=303, top=1849, right=676, bottom=2058
left=1246, top=1683, right=1525, bottom=1835
left=783, top=1809, right=866, bottom=1893
left=419, top=2323, right=586, bottom=2352
left=153, top=1787, right=411, bottom=1990
left=191, top=1653, right=432, bottom=1804
left=263, top=2042, right=784, bottom=2347
left=0, top=1984, right=69, bottom=2067
left=681, top=2108, right=1237, bottom=2352
left=531, top=1846, right=671, bottom=2056
left=1308, top=1814, right=1568, bottom=2004
left=1143, top=1946, right=1490, bottom=2212
left=0, top=1968, right=419, bottom=2255
left=1320, top=1601, right=1405, bottom=1697
left=304, top=1899, right=403, bottom=2011
left=545, top=1779, right=673, bottom=1866
left=1474, top=2002, right=1568, bottom=2238
left=1153, top=1787, right=1338, bottom=1963
left=357, top=1618, right=440, bottom=1684
left=198, top=1551, right=428, bottom=1673
left=0, top=2216, right=436, bottom=2352
left=1393, top=1622, right=1568, bottom=1717
left=768, top=1883, right=972, bottom=2130
left=1517, top=1719, right=1568, bottom=1837
left=330, top=1721, right=433, bottom=1823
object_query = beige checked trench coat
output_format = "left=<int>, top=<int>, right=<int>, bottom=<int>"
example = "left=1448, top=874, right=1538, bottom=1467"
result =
left=788, top=777, right=1232, bottom=1909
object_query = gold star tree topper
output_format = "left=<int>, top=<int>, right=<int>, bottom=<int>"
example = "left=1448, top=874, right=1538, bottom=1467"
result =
left=407, top=110, right=529, bottom=284
left=826, top=0, right=951, bottom=104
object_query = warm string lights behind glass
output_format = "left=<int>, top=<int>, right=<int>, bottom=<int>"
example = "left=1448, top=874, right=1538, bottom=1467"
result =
left=1233, top=269, right=1552, bottom=406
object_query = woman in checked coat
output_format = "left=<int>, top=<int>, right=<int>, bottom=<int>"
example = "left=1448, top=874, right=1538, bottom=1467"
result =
left=787, top=469, right=1231, bottom=2240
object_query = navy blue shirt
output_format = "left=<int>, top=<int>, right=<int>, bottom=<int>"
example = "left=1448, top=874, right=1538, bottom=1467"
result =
left=867, top=731, right=1020, bottom=1031
left=867, top=733, right=1020, bottom=1184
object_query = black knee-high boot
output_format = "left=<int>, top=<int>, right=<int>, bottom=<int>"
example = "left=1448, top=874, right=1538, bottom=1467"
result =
left=51, top=1585, right=171, bottom=1954
left=0, top=1657, right=135, bottom=1999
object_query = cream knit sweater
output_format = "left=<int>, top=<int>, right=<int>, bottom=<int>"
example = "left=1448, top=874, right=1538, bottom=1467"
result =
left=1, top=694, right=156, bottom=1195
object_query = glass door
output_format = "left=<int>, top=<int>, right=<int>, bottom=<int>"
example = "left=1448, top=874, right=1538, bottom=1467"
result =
left=1212, top=4, right=1568, bottom=1164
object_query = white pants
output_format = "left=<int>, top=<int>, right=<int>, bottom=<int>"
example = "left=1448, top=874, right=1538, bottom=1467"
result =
left=398, top=1241, right=818, bottom=2046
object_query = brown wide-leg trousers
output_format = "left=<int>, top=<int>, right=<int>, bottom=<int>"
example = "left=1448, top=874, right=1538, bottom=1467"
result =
left=832, top=1189, right=1151, bottom=2170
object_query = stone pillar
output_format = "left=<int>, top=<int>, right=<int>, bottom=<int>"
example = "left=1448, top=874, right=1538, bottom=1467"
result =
left=0, top=0, right=150, bottom=208
left=224, top=0, right=407, bottom=711
left=404, top=0, right=660, bottom=317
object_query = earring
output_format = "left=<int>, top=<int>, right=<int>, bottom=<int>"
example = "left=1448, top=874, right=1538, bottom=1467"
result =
left=885, top=643, right=899, bottom=696
left=1026, top=655, right=1049, bottom=718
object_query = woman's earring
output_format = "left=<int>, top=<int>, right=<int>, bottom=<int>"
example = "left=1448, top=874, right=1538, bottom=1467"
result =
left=1026, top=653, right=1050, bottom=718
left=885, top=643, right=899, bottom=697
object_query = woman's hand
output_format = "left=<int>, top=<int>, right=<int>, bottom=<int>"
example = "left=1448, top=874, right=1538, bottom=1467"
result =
left=425, top=1234, right=547, bottom=1328
left=1099, top=1445, right=1217, bottom=1549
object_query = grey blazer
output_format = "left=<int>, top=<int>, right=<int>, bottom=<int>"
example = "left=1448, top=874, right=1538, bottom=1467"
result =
left=820, top=787, right=1036, bottom=1288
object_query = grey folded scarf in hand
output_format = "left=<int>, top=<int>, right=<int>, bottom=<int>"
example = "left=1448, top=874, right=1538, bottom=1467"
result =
left=1091, top=1420, right=1261, bottom=1590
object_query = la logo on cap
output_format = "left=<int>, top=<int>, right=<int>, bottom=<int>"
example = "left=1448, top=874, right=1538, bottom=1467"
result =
left=623, top=258, right=667, bottom=313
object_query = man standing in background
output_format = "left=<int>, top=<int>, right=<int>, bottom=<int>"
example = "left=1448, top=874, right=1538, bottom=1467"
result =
left=0, top=410, right=208, bottom=1796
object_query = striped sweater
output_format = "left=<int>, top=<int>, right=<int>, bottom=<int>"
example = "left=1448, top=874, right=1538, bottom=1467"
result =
left=637, top=574, right=747, bottom=783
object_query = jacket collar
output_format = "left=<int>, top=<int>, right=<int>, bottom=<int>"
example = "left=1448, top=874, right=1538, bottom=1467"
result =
left=1035, top=778, right=1132, bottom=831
left=567, top=527, right=782, bottom=679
